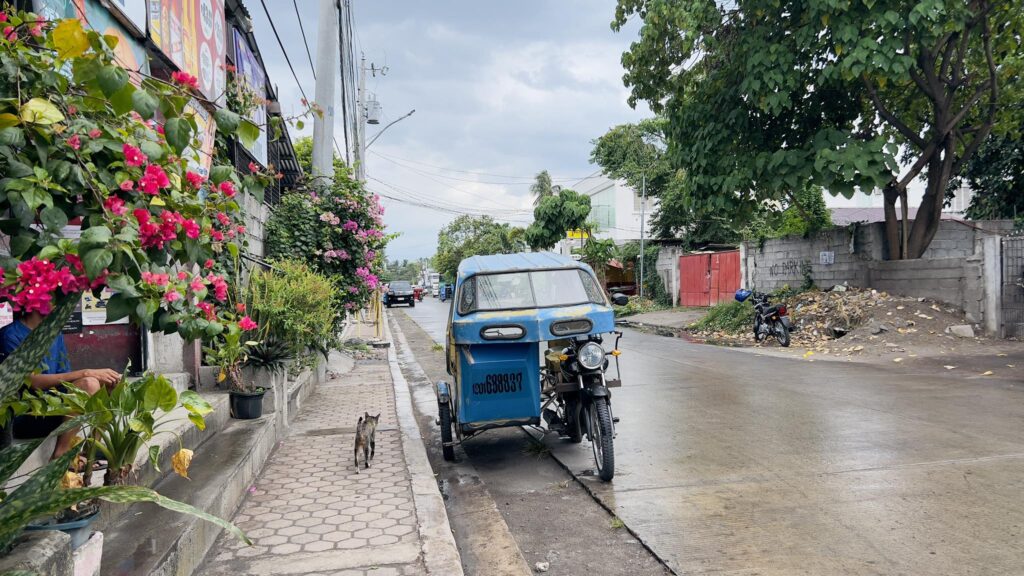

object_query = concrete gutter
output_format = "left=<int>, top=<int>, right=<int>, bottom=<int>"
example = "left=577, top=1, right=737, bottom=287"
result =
left=383, top=312, right=465, bottom=576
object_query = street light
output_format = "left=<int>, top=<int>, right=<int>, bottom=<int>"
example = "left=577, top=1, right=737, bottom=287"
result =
left=366, top=109, right=415, bottom=149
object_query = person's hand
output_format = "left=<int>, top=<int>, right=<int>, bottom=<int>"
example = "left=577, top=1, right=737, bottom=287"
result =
left=83, top=368, right=121, bottom=387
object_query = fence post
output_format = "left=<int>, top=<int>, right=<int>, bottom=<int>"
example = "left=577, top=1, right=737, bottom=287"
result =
left=981, top=235, right=1002, bottom=336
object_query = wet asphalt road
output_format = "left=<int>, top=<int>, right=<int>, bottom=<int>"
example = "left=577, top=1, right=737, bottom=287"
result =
left=400, top=297, right=1024, bottom=575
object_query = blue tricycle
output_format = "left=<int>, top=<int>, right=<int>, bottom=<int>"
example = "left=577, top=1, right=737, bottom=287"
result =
left=435, top=252, right=628, bottom=481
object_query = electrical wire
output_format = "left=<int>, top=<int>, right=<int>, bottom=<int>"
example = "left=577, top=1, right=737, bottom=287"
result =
left=293, top=0, right=316, bottom=80
left=370, top=176, right=534, bottom=216
left=258, top=0, right=343, bottom=159
left=368, top=177, right=533, bottom=221
left=369, top=154, right=530, bottom=211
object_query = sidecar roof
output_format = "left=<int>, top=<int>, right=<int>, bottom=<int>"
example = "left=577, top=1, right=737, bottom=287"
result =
left=457, top=252, right=594, bottom=281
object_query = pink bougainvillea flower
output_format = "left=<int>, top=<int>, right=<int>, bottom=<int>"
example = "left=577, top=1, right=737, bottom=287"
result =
left=88, top=128, right=101, bottom=138
left=3, top=26, right=15, bottom=42
left=216, top=212, right=231, bottom=226
left=235, top=303, right=246, bottom=313
left=28, top=22, right=42, bottom=37
left=0, top=13, right=8, bottom=23
left=164, top=290, right=182, bottom=303
left=211, top=230, right=224, bottom=242
left=181, top=218, right=200, bottom=239
left=123, top=143, right=147, bottom=167
left=119, top=180, right=134, bottom=191
left=141, top=271, right=170, bottom=287
left=189, top=277, right=206, bottom=293
left=204, top=259, right=215, bottom=269
left=238, top=316, right=258, bottom=331
left=66, top=134, right=81, bottom=150
left=218, top=181, right=237, bottom=198
left=170, top=70, right=199, bottom=90
left=236, top=225, right=246, bottom=234
left=248, top=162, right=259, bottom=173
left=103, top=196, right=127, bottom=216
left=206, top=274, right=228, bottom=301
left=342, top=220, right=359, bottom=232
left=196, top=301, right=215, bottom=321
left=177, top=271, right=189, bottom=281
left=185, top=171, right=205, bottom=189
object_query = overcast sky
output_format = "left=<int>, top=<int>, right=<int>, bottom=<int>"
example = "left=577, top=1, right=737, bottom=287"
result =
left=249, top=1, right=649, bottom=261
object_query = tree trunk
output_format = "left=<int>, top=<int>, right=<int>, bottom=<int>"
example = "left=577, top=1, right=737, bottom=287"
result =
left=907, top=138, right=956, bottom=259
left=883, top=184, right=901, bottom=260
left=899, top=189, right=909, bottom=259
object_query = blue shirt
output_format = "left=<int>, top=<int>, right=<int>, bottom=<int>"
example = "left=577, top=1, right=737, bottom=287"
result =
left=0, top=321, right=71, bottom=375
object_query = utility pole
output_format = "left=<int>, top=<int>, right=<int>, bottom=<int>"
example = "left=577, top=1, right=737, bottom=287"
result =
left=354, top=54, right=366, bottom=181
left=639, top=173, right=646, bottom=299
left=311, top=0, right=339, bottom=181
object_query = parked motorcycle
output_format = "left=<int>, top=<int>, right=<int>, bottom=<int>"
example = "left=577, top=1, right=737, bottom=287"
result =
left=736, top=289, right=791, bottom=347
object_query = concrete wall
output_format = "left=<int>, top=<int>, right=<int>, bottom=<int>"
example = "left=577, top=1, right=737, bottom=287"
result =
left=239, top=192, right=272, bottom=259
left=736, top=220, right=1012, bottom=333
left=656, top=245, right=687, bottom=306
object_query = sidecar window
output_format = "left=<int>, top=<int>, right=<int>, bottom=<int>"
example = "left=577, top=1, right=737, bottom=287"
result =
left=459, top=268, right=605, bottom=314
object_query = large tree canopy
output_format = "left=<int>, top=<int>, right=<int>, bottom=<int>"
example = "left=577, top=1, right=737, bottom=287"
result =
left=434, top=216, right=526, bottom=279
left=614, top=0, right=1021, bottom=259
left=950, top=134, right=1024, bottom=222
left=525, top=189, right=592, bottom=250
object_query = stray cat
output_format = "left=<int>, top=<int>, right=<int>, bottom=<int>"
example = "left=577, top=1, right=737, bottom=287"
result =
left=354, top=412, right=380, bottom=471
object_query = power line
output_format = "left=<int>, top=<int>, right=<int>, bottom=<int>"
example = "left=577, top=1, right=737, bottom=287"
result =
left=368, top=177, right=533, bottom=220
left=370, top=154, right=530, bottom=211
left=259, top=0, right=343, bottom=160
left=369, top=150, right=592, bottom=181
left=293, top=0, right=316, bottom=80
left=369, top=175, right=533, bottom=215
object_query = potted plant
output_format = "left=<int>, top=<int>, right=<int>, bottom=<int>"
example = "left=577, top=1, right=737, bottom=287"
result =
left=10, top=373, right=214, bottom=547
left=206, top=315, right=264, bottom=419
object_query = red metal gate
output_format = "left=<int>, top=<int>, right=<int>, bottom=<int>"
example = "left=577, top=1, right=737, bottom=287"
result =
left=679, top=250, right=740, bottom=306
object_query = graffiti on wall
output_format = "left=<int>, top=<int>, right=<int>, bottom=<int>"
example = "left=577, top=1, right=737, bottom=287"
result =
left=768, top=260, right=800, bottom=277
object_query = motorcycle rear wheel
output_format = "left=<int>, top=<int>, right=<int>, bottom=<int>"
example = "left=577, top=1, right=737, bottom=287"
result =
left=774, top=321, right=790, bottom=347
left=753, top=318, right=766, bottom=342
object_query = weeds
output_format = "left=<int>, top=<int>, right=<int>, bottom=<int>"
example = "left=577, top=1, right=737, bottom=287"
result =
left=431, top=343, right=444, bottom=352
left=524, top=441, right=551, bottom=457
left=690, top=300, right=755, bottom=332
left=610, top=517, right=625, bottom=529
left=614, top=296, right=667, bottom=318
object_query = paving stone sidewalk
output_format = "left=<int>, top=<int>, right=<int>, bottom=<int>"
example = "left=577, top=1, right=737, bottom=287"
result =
left=200, top=343, right=433, bottom=576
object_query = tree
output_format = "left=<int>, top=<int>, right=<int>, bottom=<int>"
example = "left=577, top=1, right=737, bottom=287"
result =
left=950, top=134, right=1024, bottom=221
left=530, top=170, right=555, bottom=203
left=382, top=259, right=424, bottom=283
left=434, top=216, right=527, bottom=279
left=614, top=0, right=1020, bottom=259
left=525, top=189, right=592, bottom=250
left=292, top=135, right=349, bottom=180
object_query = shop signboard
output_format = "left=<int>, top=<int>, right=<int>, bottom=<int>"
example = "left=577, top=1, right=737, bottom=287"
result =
left=232, top=28, right=268, bottom=166
left=147, top=0, right=226, bottom=102
left=33, top=0, right=151, bottom=75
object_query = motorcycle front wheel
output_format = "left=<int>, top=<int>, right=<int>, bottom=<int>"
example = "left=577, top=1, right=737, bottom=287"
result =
left=774, top=321, right=791, bottom=347
left=588, top=398, right=615, bottom=481
left=753, top=318, right=766, bottom=342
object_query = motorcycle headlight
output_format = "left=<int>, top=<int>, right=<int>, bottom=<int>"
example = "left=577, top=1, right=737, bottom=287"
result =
left=577, top=342, right=605, bottom=370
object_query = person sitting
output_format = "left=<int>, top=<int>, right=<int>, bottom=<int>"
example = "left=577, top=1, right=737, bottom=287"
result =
left=0, top=310, right=120, bottom=462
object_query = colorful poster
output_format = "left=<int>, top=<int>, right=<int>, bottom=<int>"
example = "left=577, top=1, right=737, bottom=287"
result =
left=147, top=0, right=226, bottom=102
left=232, top=28, right=267, bottom=166
left=184, top=98, right=216, bottom=178
left=82, top=289, right=129, bottom=326
left=33, top=0, right=151, bottom=75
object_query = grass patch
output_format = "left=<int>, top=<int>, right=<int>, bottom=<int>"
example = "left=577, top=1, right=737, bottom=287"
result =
left=610, top=517, right=625, bottom=529
left=614, top=296, right=667, bottom=318
left=523, top=441, right=551, bottom=457
left=431, top=343, right=444, bottom=352
left=690, top=300, right=756, bottom=333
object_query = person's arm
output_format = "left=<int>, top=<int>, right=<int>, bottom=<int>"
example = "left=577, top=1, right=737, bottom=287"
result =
left=28, top=368, right=120, bottom=390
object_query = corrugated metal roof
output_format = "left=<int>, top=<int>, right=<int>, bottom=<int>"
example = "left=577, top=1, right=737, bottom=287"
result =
left=458, top=252, right=587, bottom=278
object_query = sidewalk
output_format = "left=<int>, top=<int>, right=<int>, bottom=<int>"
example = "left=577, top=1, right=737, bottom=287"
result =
left=199, top=315, right=461, bottom=576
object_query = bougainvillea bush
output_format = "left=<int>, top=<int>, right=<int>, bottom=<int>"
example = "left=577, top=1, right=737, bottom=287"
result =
left=0, top=10, right=266, bottom=550
left=264, top=165, right=387, bottom=315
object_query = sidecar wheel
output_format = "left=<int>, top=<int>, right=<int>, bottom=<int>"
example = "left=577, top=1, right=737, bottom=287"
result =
left=589, top=398, right=615, bottom=481
left=439, top=402, right=455, bottom=461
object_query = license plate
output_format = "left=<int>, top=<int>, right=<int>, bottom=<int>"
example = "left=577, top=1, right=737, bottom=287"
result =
left=472, top=372, right=524, bottom=395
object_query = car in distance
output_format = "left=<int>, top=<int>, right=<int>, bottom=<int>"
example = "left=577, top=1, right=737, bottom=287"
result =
left=387, top=281, right=416, bottom=308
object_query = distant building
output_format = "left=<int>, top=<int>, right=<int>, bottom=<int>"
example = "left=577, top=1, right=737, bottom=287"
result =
left=554, top=172, right=657, bottom=257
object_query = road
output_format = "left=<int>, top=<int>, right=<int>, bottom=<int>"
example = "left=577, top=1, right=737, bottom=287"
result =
left=397, top=297, right=1024, bottom=575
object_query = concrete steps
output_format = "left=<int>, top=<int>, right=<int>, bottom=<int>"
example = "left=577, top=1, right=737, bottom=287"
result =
left=100, top=414, right=279, bottom=576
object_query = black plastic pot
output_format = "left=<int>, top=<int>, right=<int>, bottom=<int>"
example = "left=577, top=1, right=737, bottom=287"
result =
left=26, top=510, right=98, bottom=549
left=229, top=389, right=265, bottom=419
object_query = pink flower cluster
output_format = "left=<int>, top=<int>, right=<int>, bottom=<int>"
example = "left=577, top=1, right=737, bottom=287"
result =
left=171, top=71, right=199, bottom=90
left=355, top=266, right=380, bottom=290
left=0, top=258, right=94, bottom=315
left=239, top=316, right=258, bottom=331
left=139, top=164, right=171, bottom=195
left=322, top=249, right=350, bottom=262
left=319, top=212, right=341, bottom=226
left=134, top=209, right=200, bottom=249
left=342, top=220, right=359, bottom=232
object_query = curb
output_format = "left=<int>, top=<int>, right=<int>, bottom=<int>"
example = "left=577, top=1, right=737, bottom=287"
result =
left=382, top=311, right=465, bottom=576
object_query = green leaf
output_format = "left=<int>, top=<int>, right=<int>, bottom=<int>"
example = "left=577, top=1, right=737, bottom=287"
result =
left=139, top=140, right=164, bottom=162
left=180, top=390, right=213, bottom=416
left=0, top=113, right=20, bottom=129
left=188, top=412, right=206, bottom=430
left=105, top=292, right=134, bottom=323
left=20, top=98, right=64, bottom=125
left=132, top=89, right=159, bottom=120
left=52, top=19, right=90, bottom=59
left=237, top=119, right=261, bottom=148
left=0, top=439, right=44, bottom=486
left=148, top=445, right=161, bottom=473
left=164, top=117, right=193, bottom=154
left=82, top=248, right=113, bottom=278
left=80, top=225, right=112, bottom=248
left=143, top=376, right=178, bottom=413
left=9, top=234, right=33, bottom=257
left=213, top=108, right=240, bottom=135
left=0, top=127, right=25, bottom=147
left=97, top=66, right=130, bottom=98
left=39, top=206, right=68, bottom=231
left=210, top=165, right=233, bottom=184
left=109, top=83, right=137, bottom=117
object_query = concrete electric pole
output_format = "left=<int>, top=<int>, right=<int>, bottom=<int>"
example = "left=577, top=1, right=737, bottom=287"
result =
left=311, top=0, right=339, bottom=181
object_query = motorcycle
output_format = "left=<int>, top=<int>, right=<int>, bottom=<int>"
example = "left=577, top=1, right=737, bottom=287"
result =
left=736, top=289, right=791, bottom=347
